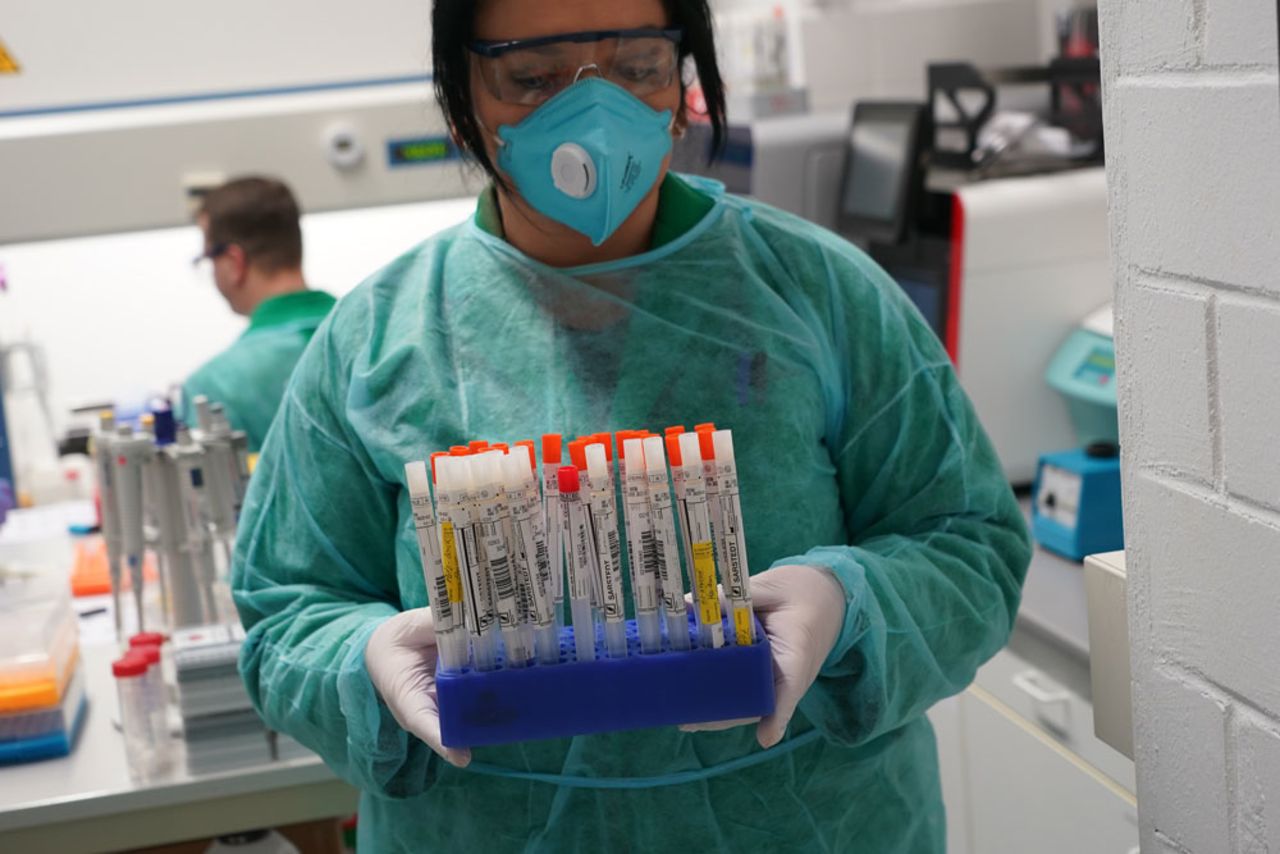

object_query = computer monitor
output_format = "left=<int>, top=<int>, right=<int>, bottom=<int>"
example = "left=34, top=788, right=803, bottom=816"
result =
left=837, top=101, right=928, bottom=244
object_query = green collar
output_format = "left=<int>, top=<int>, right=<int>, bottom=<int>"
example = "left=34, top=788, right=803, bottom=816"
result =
left=247, top=290, right=337, bottom=332
left=474, top=172, right=714, bottom=251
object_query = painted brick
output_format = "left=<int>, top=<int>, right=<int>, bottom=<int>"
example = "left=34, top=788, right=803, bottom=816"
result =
left=1219, top=299, right=1280, bottom=509
left=1236, top=717, right=1280, bottom=853
left=1100, top=0, right=1199, bottom=73
left=1114, top=79, right=1280, bottom=291
left=1117, top=284, right=1212, bottom=479
left=1130, top=474, right=1280, bottom=715
left=1134, top=668, right=1230, bottom=852
left=1204, top=0, right=1280, bottom=67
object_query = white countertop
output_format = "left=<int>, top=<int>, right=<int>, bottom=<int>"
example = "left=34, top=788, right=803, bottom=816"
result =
left=0, top=640, right=356, bottom=850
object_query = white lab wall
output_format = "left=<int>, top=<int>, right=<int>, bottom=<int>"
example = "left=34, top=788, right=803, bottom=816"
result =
left=0, top=197, right=476, bottom=423
left=1100, top=0, right=1280, bottom=850
left=1, top=0, right=432, bottom=114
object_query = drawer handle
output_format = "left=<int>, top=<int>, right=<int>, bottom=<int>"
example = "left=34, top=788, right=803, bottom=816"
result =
left=1012, top=670, right=1070, bottom=705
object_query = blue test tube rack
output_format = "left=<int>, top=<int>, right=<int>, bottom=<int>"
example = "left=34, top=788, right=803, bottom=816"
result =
left=436, top=614, right=774, bottom=748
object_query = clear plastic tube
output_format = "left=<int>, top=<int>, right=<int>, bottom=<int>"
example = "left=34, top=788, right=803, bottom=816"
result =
left=405, top=461, right=469, bottom=672
left=643, top=436, right=691, bottom=651
left=584, top=444, right=627, bottom=658
left=436, top=456, right=496, bottom=671
left=474, top=451, right=531, bottom=667
left=113, top=655, right=155, bottom=781
left=678, top=433, right=725, bottom=649
left=713, top=430, right=757, bottom=645
left=621, top=438, right=662, bottom=653
left=558, top=466, right=597, bottom=663
left=504, top=449, right=560, bottom=665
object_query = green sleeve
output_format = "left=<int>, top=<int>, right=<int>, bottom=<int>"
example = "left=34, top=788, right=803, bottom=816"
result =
left=779, top=241, right=1031, bottom=746
left=230, top=311, right=441, bottom=798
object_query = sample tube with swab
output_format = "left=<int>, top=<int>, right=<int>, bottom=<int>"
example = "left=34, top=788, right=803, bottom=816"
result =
left=677, top=432, right=725, bottom=649
left=711, top=430, right=757, bottom=645
left=585, top=443, right=628, bottom=658
left=473, top=450, right=532, bottom=667
left=621, top=437, right=663, bottom=653
left=405, top=460, right=469, bottom=671
left=504, top=448, right=560, bottom=665
left=642, top=436, right=691, bottom=650
left=436, top=455, right=497, bottom=671
left=558, top=465, right=598, bottom=662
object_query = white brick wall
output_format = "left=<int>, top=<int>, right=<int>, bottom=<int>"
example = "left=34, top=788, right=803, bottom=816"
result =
left=1101, top=0, right=1280, bottom=850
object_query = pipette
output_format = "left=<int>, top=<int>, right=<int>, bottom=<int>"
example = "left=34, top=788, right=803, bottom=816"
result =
left=540, top=434, right=566, bottom=628
left=503, top=448, right=559, bottom=665
left=472, top=451, right=531, bottom=667
left=642, top=436, right=690, bottom=650
left=585, top=443, right=627, bottom=658
left=405, top=461, right=468, bottom=672
left=94, top=411, right=126, bottom=634
left=621, top=437, right=662, bottom=653
left=171, top=428, right=222, bottom=625
left=114, top=424, right=154, bottom=633
left=678, top=432, right=725, bottom=648
left=146, top=423, right=207, bottom=628
left=435, top=455, right=496, bottom=671
left=557, top=465, right=597, bottom=662
left=712, top=430, right=756, bottom=645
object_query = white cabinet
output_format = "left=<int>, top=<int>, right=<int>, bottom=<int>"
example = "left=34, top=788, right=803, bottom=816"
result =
left=931, top=648, right=1139, bottom=854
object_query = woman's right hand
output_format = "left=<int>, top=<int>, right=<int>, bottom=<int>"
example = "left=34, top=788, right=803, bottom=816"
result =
left=365, top=609, right=472, bottom=768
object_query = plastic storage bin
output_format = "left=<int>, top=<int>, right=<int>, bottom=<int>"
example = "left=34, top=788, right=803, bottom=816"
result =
left=437, top=614, right=774, bottom=748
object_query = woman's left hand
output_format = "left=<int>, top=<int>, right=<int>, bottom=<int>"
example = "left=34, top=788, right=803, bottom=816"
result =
left=679, top=564, right=846, bottom=748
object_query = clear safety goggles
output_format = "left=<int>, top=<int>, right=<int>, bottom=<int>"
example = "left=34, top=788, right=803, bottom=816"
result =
left=468, top=28, right=683, bottom=106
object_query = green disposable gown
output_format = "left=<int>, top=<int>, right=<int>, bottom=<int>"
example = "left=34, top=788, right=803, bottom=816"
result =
left=182, top=289, right=335, bottom=450
left=233, top=175, right=1030, bottom=853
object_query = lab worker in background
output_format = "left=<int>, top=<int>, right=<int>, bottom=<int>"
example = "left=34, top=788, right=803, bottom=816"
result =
left=233, top=1, right=1031, bottom=851
left=183, top=177, right=336, bottom=450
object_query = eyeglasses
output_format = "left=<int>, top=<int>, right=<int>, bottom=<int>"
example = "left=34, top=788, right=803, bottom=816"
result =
left=469, top=28, right=683, bottom=106
left=192, top=243, right=229, bottom=269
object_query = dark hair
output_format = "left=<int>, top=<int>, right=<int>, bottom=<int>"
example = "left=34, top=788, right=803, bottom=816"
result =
left=197, top=177, right=303, bottom=274
left=431, top=1, right=727, bottom=189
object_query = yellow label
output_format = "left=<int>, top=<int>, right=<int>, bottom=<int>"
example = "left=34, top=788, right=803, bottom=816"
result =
left=440, top=522, right=463, bottom=603
left=0, top=40, right=20, bottom=74
left=692, top=541, right=720, bottom=626
left=733, top=607, right=754, bottom=646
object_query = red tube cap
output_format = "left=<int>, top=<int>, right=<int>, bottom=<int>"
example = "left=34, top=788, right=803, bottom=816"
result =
left=557, top=465, right=581, bottom=493
left=128, top=632, right=166, bottom=648
left=112, top=655, right=147, bottom=678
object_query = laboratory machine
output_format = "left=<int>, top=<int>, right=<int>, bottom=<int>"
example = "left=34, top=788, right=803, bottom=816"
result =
left=1032, top=305, right=1123, bottom=561
left=832, top=59, right=1110, bottom=486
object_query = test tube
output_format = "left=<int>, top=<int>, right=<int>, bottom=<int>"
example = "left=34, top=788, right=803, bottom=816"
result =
left=678, top=432, right=725, bottom=649
left=541, top=435, right=566, bottom=628
left=558, top=466, right=597, bottom=663
left=503, top=449, right=560, bottom=665
left=113, top=654, right=155, bottom=780
left=473, top=451, right=532, bottom=667
left=436, top=456, right=497, bottom=671
left=642, top=436, right=691, bottom=650
left=133, top=644, right=173, bottom=772
left=666, top=434, right=699, bottom=627
left=405, top=461, right=469, bottom=672
left=621, top=438, right=663, bottom=653
left=712, top=430, right=757, bottom=645
left=585, top=444, right=628, bottom=658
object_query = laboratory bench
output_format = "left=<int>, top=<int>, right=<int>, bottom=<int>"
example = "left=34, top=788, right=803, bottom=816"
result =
left=0, top=641, right=357, bottom=854
left=0, top=499, right=1131, bottom=853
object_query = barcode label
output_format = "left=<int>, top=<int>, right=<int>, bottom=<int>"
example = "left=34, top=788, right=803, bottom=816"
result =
left=606, top=529, right=622, bottom=573
left=641, top=529, right=661, bottom=578
left=431, top=571, right=453, bottom=623
left=489, top=552, right=515, bottom=601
